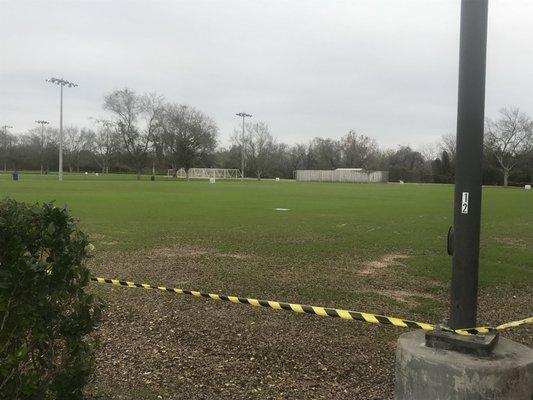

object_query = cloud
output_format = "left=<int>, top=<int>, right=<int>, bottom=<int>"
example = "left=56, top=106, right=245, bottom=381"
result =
left=1, top=0, right=532, bottom=150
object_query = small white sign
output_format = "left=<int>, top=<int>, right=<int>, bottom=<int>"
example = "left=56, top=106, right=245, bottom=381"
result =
left=525, top=184, right=531, bottom=190
left=461, top=192, right=469, bottom=214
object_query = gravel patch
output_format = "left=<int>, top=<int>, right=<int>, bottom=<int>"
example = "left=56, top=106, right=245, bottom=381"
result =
left=85, top=249, right=532, bottom=400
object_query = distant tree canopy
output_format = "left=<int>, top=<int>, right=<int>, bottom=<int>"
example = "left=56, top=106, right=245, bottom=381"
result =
left=161, top=103, right=218, bottom=179
left=340, top=131, right=378, bottom=169
left=4, top=95, right=533, bottom=186
left=386, top=146, right=426, bottom=182
left=103, top=88, right=164, bottom=179
left=431, top=151, right=454, bottom=183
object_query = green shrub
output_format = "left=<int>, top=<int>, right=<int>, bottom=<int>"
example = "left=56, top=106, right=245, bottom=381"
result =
left=0, top=199, right=102, bottom=399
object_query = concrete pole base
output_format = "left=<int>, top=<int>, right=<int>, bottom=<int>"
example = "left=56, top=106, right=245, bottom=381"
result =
left=395, top=330, right=533, bottom=400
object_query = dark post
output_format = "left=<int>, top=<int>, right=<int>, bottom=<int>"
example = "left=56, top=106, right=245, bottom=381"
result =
left=397, top=3, right=532, bottom=396
left=449, top=0, right=489, bottom=329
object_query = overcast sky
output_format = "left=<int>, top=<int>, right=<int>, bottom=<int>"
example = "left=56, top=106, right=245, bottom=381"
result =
left=1, top=0, right=532, bottom=149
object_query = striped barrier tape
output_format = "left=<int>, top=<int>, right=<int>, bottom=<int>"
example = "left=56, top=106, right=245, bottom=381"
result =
left=90, top=277, right=532, bottom=336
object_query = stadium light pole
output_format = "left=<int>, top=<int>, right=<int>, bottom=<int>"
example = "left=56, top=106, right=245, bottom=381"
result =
left=35, top=120, right=50, bottom=175
left=236, top=112, right=252, bottom=180
left=397, top=2, right=531, bottom=397
left=1, top=125, right=13, bottom=171
left=449, top=0, right=488, bottom=330
left=46, top=77, right=78, bottom=181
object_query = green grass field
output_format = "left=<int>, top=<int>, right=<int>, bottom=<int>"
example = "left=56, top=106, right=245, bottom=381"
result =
left=3, top=172, right=532, bottom=399
left=1, top=172, right=531, bottom=286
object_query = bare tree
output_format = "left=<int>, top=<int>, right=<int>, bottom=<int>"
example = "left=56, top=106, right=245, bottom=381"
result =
left=287, top=143, right=309, bottom=172
left=63, top=126, right=91, bottom=172
left=103, top=88, right=164, bottom=179
left=242, top=122, right=276, bottom=180
left=440, top=133, right=457, bottom=162
left=340, top=130, right=378, bottom=168
left=160, top=104, right=218, bottom=179
left=87, top=120, right=119, bottom=173
left=0, top=130, right=17, bottom=171
left=38, top=127, right=54, bottom=175
left=485, top=107, right=533, bottom=186
left=308, top=138, right=341, bottom=170
left=418, top=142, right=439, bottom=163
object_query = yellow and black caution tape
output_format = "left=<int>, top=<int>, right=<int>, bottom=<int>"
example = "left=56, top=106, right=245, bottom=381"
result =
left=90, top=277, right=532, bottom=336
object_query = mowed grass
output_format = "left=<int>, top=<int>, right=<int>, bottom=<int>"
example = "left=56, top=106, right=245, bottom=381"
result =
left=1, top=171, right=532, bottom=286
left=4, top=172, right=530, bottom=400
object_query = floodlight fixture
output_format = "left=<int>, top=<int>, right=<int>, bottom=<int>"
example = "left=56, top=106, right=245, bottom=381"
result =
left=235, top=112, right=253, bottom=180
left=46, top=77, right=78, bottom=88
left=46, top=77, right=78, bottom=181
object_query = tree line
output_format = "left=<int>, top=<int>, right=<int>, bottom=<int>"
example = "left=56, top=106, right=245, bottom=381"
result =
left=1, top=88, right=532, bottom=186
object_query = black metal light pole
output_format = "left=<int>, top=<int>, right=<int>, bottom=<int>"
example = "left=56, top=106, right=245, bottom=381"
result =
left=399, top=3, right=529, bottom=396
left=449, top=0, right=489, bottom=330
left=236, top=112, right=252, bottom=181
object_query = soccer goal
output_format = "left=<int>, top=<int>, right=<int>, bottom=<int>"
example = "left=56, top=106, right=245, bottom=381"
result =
left=167, top=168, right=240, bottom=179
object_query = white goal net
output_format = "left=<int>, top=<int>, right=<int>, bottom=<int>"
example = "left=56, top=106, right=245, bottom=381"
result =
left=167, top=168, right=240, bottom=179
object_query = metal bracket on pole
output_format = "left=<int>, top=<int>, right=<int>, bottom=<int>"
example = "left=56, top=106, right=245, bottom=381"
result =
left=425, top=326, right=499, bottom=357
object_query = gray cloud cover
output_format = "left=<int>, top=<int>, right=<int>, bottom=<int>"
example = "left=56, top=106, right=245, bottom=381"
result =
left=1, top=0, right=532, bottom=149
